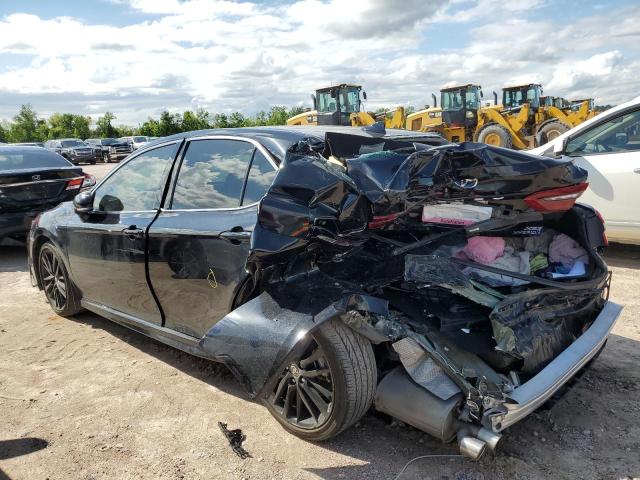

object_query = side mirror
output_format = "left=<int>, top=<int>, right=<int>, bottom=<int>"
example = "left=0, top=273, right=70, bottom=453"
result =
left=553, top=136, right=568, bottom=156
left=362, top=91, right=367, bottom=100
left=480, top=90, right=484, bottom=98
left=73, top=190, right=95, bottom=214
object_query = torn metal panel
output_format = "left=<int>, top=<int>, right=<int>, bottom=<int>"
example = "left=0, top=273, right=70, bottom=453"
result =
left=393, top=337, right=461, bottom=400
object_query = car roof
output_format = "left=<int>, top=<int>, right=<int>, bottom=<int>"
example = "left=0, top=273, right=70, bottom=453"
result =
left=0, top=145, right=64, bottom=155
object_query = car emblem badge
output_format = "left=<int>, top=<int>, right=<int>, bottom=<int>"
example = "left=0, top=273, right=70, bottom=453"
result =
left=32, top=175, right=41, bottom=181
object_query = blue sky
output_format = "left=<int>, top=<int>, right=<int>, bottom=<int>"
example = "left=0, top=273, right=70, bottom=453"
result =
left=0, top=0, right=639, bottom=125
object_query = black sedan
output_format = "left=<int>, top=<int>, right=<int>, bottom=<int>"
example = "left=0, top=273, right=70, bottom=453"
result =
left=28, top=126, right=621, bottom=458
left=0, top=145, right=90, bottom=241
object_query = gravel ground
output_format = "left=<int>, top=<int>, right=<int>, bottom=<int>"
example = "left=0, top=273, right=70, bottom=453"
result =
left=1, top=166, right=639, bottom=479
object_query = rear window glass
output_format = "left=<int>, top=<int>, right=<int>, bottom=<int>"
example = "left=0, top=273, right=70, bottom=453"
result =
left=0, top=149, right=73, bottom=169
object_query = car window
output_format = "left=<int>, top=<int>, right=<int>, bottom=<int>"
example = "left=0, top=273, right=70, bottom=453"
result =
left=242, top=150, right=276, bottom=205
left=566, top=108, right=640, bottom=156
left=171, top=139, right=254, bottom=210
left=0, top=149, right=73, bottom=169
left=94, top=143, right=177, bottom=212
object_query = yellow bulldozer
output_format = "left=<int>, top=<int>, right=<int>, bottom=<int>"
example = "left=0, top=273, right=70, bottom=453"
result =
left=286, top=84, right=405, bottom=128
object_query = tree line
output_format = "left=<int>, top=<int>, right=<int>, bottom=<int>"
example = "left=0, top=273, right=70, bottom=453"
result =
left=0, top=104, right=307, bottom=143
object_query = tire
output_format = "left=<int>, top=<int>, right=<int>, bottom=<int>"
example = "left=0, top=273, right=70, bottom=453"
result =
left=538, top=121, right=569, bottom=145
left=477, top=124, right=513, bottom=148
left=102, top=152, right=110, bottom=163
left=264, top=318, right=376, bottom=441
left=38, top=243, right=83, bottom=317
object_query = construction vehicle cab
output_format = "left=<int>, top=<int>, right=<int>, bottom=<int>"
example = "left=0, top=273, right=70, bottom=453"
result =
left=314, top=84, right=363, bottom=126
left=441, top=84, right=482, bottom=128
left=502, top=84, right=542, bottom=112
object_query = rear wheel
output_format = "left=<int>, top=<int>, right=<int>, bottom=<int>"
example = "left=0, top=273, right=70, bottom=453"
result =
left=538, top=121, right=570, bottom=144
left=477, top=124, right=513, bottom=148
left=264, top=318, right=376, bottom=441
left=39, top=243, right=82, bottom=317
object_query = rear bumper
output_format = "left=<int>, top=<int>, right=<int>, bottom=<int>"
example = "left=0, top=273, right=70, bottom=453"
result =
left=484, top=301, right=623, bottom=432
left=0, top=211, right=39, bottom=238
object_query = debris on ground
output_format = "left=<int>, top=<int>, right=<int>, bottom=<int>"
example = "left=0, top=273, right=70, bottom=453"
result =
left=218, top=422, right=250, bottom=459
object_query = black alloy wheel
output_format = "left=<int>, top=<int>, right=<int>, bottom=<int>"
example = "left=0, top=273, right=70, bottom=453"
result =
left=40, top=247, right=67, bottom=310
left=38, top=243, right=82, bottom=316
left=268, top=339, right=334, bottom=430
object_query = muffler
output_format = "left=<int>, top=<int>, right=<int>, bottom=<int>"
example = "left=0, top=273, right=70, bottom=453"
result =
left=374, top=367, right=503, bottom=460
left=374, top=367, right=463, bottom=442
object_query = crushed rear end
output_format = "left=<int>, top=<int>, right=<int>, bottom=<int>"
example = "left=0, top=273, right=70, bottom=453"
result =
left=201, top=132, right=621, bottom=458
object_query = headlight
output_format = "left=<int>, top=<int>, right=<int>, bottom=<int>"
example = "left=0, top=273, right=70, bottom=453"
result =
left=466, top=111, right=475, bottom=119
left=109, top=146, right=115, bottom=152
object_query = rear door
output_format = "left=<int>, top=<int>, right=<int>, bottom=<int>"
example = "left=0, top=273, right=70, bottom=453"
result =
left=565, top=106, right=640, bottom=242
left=64, top=142, right=180, bottom=324
left=146, top=136, right=278, bottom=338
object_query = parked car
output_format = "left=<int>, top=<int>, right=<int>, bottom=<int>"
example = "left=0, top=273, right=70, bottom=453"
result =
left=44, top=139, right=100, bottom=165
left=118, top=135, right=149, bottom=150
left=530, top=95, right=640, bottom=244
left=85, top=138, right=133, bottom=163
left=12, top=142, right=45, bottom=147
left=28, top=126, right=620, bottom=459
left=0, top=145, right=91, bottom=241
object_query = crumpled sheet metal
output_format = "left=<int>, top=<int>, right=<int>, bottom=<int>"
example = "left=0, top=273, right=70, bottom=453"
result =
left=490, top=288, right=603, bottom=374
left=392, top=337, right=461, bottom=400
left=201, top=290, right=395, bottom=397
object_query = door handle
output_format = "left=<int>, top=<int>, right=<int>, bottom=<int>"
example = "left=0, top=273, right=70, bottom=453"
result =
left=122, top=226, right=144, bottom=240
left=219, top=229, right=252, bottom=241
left=634, top=168, right=640, bottom=174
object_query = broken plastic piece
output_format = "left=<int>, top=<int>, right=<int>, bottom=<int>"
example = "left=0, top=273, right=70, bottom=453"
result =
left=218, top=422, right=250, bottom=459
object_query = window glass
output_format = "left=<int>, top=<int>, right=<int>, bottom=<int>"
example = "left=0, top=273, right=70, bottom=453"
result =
left=172, top=139, right=254, bottom=209
left=565, top=109, right=640, bottom=156
left=242, top=150, right=276, bottom=205
left=442, top=91, right=463, bottom=110
left=339, top=88, right=360, bottom=113
left=0, top=149, right=72, bottom=169
left=317, top=91, right=336, bottom=113
left=465, top=88, right=480, bottom=110
left=94, top=143, right=177, bottom=212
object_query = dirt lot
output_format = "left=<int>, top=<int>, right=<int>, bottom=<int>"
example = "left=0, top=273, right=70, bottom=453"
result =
left=1, top=165, right=639, bottom=479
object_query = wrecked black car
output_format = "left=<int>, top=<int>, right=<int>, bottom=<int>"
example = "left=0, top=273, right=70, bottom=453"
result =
left=28, top=126, right=622, bottom=459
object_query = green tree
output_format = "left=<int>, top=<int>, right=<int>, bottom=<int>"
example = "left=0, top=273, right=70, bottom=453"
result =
left=265, top=106, right=289, bottom=125
left=8, top=104, right=43, bottom=142
left=116, top=125, right=135, bottom=137
left=211, top=113, right=229, bottom=128
left=0, top=122, right=8, bottom=143
left=47, top=113, right=91, bottom=139
left=95, top=112, right=117, bottom=138
left=253, top=110, right=268, bottom=126
left=138, top=118, right=160, bottom=137
left=181, top=109, right=211, bottom=131
left=156, top=110, right=182, bottom=136
left=228, top=112, right=248, bottom=128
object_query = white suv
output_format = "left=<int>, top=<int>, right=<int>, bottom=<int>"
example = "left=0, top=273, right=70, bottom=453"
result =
left=529, top=96, right=640, bottom=244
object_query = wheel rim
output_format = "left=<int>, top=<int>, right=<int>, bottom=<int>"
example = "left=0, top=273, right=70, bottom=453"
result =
left=546, top=129, right=562, bottom=141
left=268, top=339, right=334, bottom=430
left=40, top=250, right=67, bottom=310
left=484, top=132, right=502, bottom=146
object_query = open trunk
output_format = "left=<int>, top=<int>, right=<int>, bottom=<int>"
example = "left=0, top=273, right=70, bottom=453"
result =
left=200, top=132, right=619, bottom=457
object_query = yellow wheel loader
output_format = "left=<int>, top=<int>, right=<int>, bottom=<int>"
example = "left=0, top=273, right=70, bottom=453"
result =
left=404, top=94, right=442, bottom=131
left=286, top=84, right=406, bottom=128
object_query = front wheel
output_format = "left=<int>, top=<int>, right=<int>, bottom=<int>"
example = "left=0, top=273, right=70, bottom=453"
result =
left=476, top=124, right=513, bottom=148
left=264, top=318, right=376, bottom=441
left=39, top=243, right=83, bottom=317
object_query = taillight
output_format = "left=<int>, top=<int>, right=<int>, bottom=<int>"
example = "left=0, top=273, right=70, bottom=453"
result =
left=594, top=208, right=609, bottom=247
left=66, top=177, right=84, bottom=190
left=81, top=173, right=96, bottom=190
left=524, top=183, right=589, bottom=212
left=368, top=213, right=399, bottom=229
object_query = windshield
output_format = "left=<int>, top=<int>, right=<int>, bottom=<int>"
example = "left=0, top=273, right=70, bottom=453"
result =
left=133, top=136, right=147, bottom=142
left=102, top=138, right=119, bottom=145
left=503, top=86, right=540, bottom=108
left=442, top=90, right=464, bottom=110
left=317, top=87, right=360, bottom=113
left=0, top=148, right=73, bottom=169
left=60, top=140, right=85, bottom=148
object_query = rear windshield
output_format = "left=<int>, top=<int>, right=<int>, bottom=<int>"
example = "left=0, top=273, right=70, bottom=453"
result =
left=61, top=140, right=85, bottom=148
left=101, top=138, right=119, bottom=145
left=0, top=149, right=73, bottom=169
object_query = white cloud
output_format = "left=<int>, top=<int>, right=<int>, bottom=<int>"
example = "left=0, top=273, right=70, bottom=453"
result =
left=0, top=0, right=639, bottom=123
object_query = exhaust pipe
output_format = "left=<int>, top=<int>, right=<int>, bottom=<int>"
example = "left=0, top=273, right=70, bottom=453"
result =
left=374, top=367, right=503, bottom=460
left=458, top=434, right=487, bottom=460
